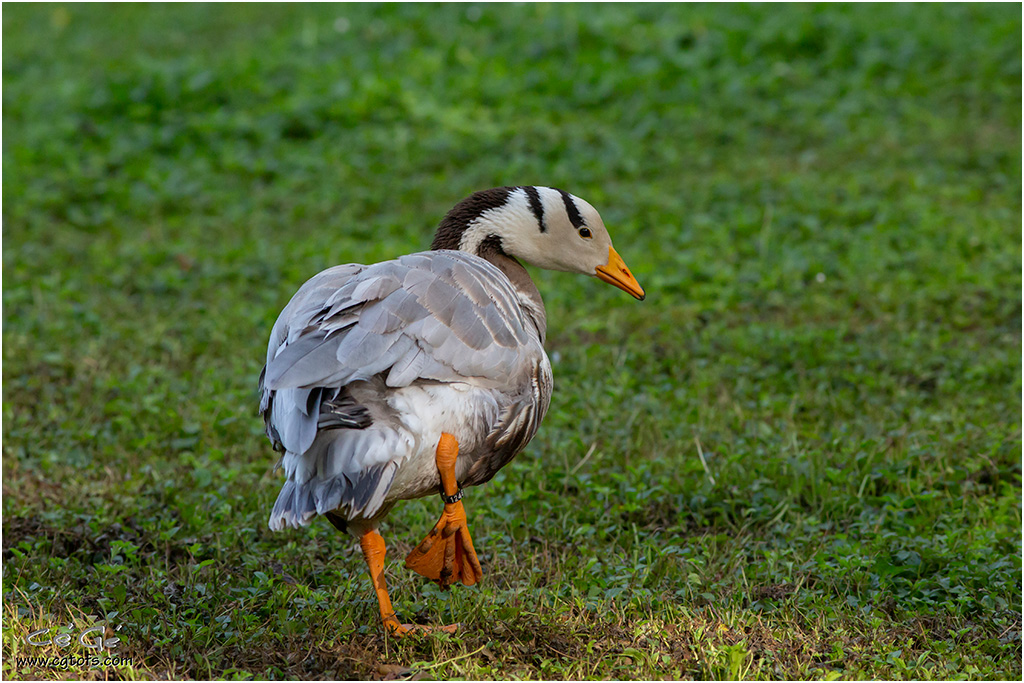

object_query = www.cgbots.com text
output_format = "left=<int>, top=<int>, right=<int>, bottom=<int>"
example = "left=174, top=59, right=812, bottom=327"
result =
left=15, top=654, right=134, bottom=670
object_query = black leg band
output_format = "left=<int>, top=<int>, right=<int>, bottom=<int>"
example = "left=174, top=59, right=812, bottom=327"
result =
left=440, top=487, right=463, bottom=504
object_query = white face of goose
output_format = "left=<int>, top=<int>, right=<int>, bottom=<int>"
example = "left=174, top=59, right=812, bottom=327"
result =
left=466, top=186, right=645, bottom=300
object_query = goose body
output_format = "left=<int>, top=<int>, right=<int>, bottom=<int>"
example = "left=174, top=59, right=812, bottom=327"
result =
left=260, top=186, right=643, bottom=633
left=261, top=249, right=552, bottom=529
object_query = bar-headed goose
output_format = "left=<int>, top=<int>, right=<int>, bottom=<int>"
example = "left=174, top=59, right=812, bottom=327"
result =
left=260, top=186, right=644, bottom=635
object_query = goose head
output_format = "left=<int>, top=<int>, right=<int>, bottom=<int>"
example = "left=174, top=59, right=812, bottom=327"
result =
left=431, top=186, right=645, bottom=300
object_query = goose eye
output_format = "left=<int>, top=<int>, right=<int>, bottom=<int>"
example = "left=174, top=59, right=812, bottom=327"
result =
left=578, top=227, right=592, bottom=239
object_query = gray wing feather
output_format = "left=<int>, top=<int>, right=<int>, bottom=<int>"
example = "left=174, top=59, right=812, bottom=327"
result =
left=481, top=302, right=520, bottom=347
left=262, top=251, right=543, bottom=530
left=385, top=346, right=428, bottom=388
left=266, top=252, right=533, bottom=390
left=449, top=295, right=493, bottom=349
left=271, top=387, right=320, bottom=455
left=269, top=422, right=408, bottom=530
left=464, top=355, right=553, bottom=488
left=449, top=260, right=495, bottom=306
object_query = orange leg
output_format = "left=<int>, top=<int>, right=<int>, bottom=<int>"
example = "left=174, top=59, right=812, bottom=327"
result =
left=359, top=529, right=409, bottom=635
left=359, top=529, right=457, bottom=636
left=405, top=433, right=483, bottom=588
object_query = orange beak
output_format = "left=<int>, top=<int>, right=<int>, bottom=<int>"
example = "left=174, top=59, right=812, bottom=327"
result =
left=595, top=246, right=645, bottom=301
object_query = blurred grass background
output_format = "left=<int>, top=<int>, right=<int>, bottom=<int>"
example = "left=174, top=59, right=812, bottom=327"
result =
left=2, top=3, right=1021, bottom=680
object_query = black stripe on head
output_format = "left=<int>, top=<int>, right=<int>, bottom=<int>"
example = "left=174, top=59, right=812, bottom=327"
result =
left=520, top=186, right=547, bottom=232
left=432, top=187, right=514, bottom=250
left=556, top=188, right=586, bottom=229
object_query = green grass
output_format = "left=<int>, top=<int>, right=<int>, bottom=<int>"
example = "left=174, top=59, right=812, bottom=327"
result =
left=2, top=3, right=1020, bottom=680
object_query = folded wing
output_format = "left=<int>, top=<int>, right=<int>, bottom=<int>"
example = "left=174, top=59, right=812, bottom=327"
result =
left=260, top=251, right=546, bottom=528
